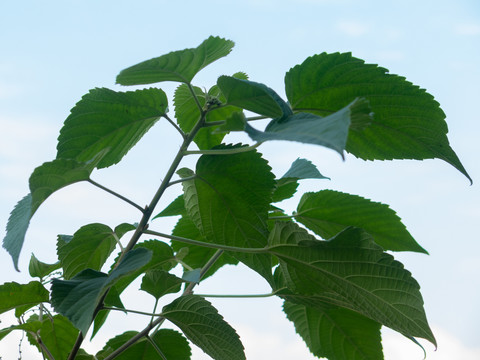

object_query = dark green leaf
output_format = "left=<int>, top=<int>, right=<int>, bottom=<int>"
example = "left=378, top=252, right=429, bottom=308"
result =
left=268, top=222, right=436, bottom=346
left=284, top=301, right=383, bottom=360
left=217, top=76, right=293, bottom=119
left=181, top=144, right=275, bottom=282
left=57, top=223, right=118, bottom=279
left=36, top=315, right=80, bottom=360
left=57, top=87, right=168, bottom=169
left=245, top=98, right=371, bottom=158
left=153, top=195, right=186, bottom=219
left=285, top=52, right=471, bottom=182
left=171, top=215, right=238, bottom=280
left=162, top=295, right=245, bottom=360
left=97, top=329, right=191, bottom=360
left=212, top=111, right=247, bottom=134
left=3, top=194, right=33, bottom=270
left=117, top=36, right=234, bottom=85
left=51, top=248, right=152, bottom=334
left=295, top=190, right=426, bottom=253
left=91, top=285, right=125, bottom=340
left=0, top=281, right=49, bottom=314
left=140, top=270, right=183, bottom=299
left=28, top=253, right=61, bottom=279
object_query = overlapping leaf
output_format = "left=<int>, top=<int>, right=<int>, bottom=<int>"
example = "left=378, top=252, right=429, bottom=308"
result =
left=28, top=254, right=61, bottom=279
left=284, top=301, right=383, bottom=360
left=140, top=270, right=183, bottom=299
left=181, top=145, right=275, bottom=281
left=285, top=52, right=471, bottom=182
left=57, top=87, right=168, bottom=168
left=34, top=315, right=80, bottom=360
left=153, top=195, right=186, bottom=219
left=268, top=221, right=435, bottom=345
left=51, top=248, right=152, bottom=334
left=162, top=295, right=245, bottom=360
left=0, top=281, right=49, bottom=314
left=295, top=190, right=426, bottom=253
left=117, top=36, right=234, bottom=85
left=97, top=329, right=191, bottom=360
left=56, top=223, right=118, bottom=279
left=245, top=98, right=371, bottom=157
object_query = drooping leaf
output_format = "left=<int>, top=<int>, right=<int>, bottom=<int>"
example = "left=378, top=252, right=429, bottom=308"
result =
left=162, top=295, right=245, bottom=360
left=51, top=248, right=152, bottom=334
left=295, top=190, right=426, bottom=253
left=217, top=76, right=293, bottom=119
left=0, top=281, right=49, bottom=314
left=3, top=194, right=33, bottom=270
left=28, top=253, right=61, bottom=279
left=181, top=144, right=275, bottom=282
left=117, top=36, right=234, bottom=85
left=212, top=111, right=247, bottom=134
left=283, top=301, right=383, bottom=360
left=153, top=195, right=186, bottom=219
left=114, top=223, right=136, bottom=239
left=0, top=319, right=42, bottom=342
left=272, top=158, right=330, bottom=203
left=97, top=329, right=191, bottom=360
left=57, top=223, right=118, bottom=279
left=140, top=270, right=183, bottom=299
left=285, top=52, right=471, bottom=182
left=245, top=98, right=371, bottom=158
left=170, top=215, right=238, bottom=280
left=57, top=87, right=168, bottom=169
left=268, top=222, right=436, bottom=346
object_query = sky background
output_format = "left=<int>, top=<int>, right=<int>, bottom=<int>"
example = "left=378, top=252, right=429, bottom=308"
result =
left=1, top=0, right=479, bottom=359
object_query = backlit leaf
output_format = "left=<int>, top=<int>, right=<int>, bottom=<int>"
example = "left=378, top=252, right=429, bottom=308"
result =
left=28, top=253, right=61, bottom=279
left=285, top=52, right=471, bottom=182
left=117, top=36, right=234, bottom=85
left=0, top=281, right=49, bottom=314
left=162, top=295, right=245, bottom=360
left=57, top=87, right=168, bottom=169
left=140, top=270, right=183, bottom=299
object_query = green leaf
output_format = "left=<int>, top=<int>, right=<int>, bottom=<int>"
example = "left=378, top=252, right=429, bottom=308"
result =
left=212, top=111, right=247, bottom=134
left=57, top=223, right=118, bottom=279
left=91, top=285, right=125, bottom=340
left=29, top=153, right=106, bottom=214
left=245, top=98, right=371, bottom=158
left=3, top=194, right=33, bottom=270
left=57, top=87, right=168, bottom=169
left=284, top=301, right=383, bottom=360
left=0, top=281, right=49, bottom=314
left=285, top=52, right=471, bottom=182
left=162, top=295, right=245, bottom=360
left=140, top=270, right=183, bottom=299
left=272, top=158, right=330, bottom=203
left=295, top=190, right=426, bottom=253
left=268, top=222, right=436, bottom=346
left=28, top=253, right=61, bottom=279
left=217, top=76, right=293, bottom=119
left=171, top=215, right=238, bottom=280
left=51, top=248, right=152, bottom=334
left=114, top=223, right=136, bottom=238
left=97, top=329, right=191, bottom=360
left=0, top=319, right=42, bottom=342
left=181, top=144, right=275, bottom=282
left=153, top=195, right=186, bottom=219
left=35, top=315, right=80, bottom=360
left=117, top=36, right=234, bottom=85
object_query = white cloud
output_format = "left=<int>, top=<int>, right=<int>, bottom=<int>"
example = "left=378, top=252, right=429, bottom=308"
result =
left=336, top=20, right=370, bottom=37
left=454, top=23, right=480, bottom=36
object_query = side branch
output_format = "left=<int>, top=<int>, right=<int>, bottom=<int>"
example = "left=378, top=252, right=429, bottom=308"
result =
left=88, top=179, right=145, bottom=213
left=184, top=142, right=262, bottom=156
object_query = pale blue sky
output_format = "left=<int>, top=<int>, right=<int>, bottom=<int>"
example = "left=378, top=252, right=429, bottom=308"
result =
left=1, top=1, right=479, bottom=359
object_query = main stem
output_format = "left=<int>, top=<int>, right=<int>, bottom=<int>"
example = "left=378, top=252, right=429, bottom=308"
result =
left=68, top=91, right=208, bottom=360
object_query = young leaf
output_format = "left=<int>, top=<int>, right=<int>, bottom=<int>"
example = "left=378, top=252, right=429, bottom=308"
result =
left=3, top=194, right=33, bottom=270
left=162, top=295, right=245, bottom=360
left=51, top=248, right=152, bottom=334
left=28, top=253, right=61, bottom=279
left=97, top=329, right=191, bottom=360
left=268, top=222, right=436, bottom=346
left=295, top=190, right=426, bottom=253
left=140, top=270, right=183, bottom=299
left=283, top=301, right=383, bottom=360
left=116, top=36, right=234, bottom=85
left=0, top=281, right=49, bottom=314
left=153, top=195, right=186, bottom=219
left=56, top=223, right=118, bottom=279
left=114, top=223, right=136, bottom=239
left=57, top=87, right=168, bottom=169
left=217, top=76, right=293, bottom=119
left=245, top=98, right=371, bottom=158
left=285, top=52, right=471, bottom=182
left=181, top=144, right=275, bottom=281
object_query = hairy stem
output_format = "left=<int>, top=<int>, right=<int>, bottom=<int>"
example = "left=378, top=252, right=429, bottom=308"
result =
left=87, top=179, right=145, bottom=213
left=167, top=175, right=197, bottom=188
left=194, top=292, right=278, bottom=298
left=183, top=142, right=261, bottom=155
left=103, top=306, right=162, bottom=317
left=163, top=114, right=186, bottom=139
